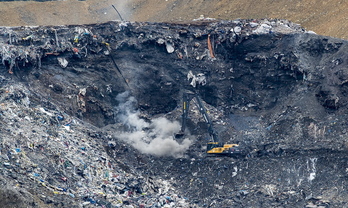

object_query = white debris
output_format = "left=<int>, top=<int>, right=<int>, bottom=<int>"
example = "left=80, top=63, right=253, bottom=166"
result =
left=79, top=88, right=87, bottom=96
left=57, top=57, right=68, bottom=68
left=249, top=22, right=259, bottom=28
left=308, top=172, right=316, bottom=181
left=193, top=15, right=216, bottom=21
left=263, top=184, right=277, bottom=196
left=39, top=107, right=54, bottom=117
left=119, top=22, right=129, bottom=28
left=157, top=38, right=165, bottom=45
left=187, top=70, right=207, bottom=87
left=232, top=166, right=238, bottom=177
left=165, top=41, right=175, bottom=53
left=232, top=26, right=242, bottom=34
left=253, top=23, right=272, bottom=34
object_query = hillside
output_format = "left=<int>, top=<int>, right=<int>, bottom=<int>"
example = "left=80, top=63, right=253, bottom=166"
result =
left=0, top=0, right=348, bottom=39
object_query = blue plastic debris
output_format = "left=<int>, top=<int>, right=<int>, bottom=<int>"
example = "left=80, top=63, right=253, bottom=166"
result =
left=57, top=115, right=64, bottom=121
left=87, top=198, right=96, bottom=204
left=58, top=187, right=67, bottom=192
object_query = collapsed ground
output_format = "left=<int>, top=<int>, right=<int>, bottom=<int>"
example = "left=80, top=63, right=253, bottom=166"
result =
left=1, top=19, right=348, bottom=207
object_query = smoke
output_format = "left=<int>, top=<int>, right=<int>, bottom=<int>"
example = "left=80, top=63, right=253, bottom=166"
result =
left=115, top=92, right=192, bottom=158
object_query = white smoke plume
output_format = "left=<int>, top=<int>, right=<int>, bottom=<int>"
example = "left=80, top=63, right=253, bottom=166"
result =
left=115, top=92, right=192, bottom=158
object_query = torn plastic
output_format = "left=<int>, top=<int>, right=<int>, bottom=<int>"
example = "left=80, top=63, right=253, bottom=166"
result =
left=187, top=70, right=207, bottom=87
left=165, top=41, right=175, bottom=53
left=57, top=57, right=68, bottom=68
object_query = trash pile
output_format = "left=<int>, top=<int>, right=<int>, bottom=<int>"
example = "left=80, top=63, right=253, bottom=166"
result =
left=0, top=19, right=307, bottom=77
left=0, top=19, right=309, bottom=131
left=2, top=18, right=347, bottom=208
left=0, top=79, right=191, bottom=207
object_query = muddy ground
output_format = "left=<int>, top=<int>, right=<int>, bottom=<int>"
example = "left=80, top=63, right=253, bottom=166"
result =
left=1, top=19, right=348, bottom=207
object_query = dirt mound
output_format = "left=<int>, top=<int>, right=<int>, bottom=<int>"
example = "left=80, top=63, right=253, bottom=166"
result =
left=0, top=0, right=348, bottom=39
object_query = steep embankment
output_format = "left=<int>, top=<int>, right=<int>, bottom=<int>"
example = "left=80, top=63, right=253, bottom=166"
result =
left=1, top=19, right=348, bottom=207
left=0, top=0, right=348, bottom=39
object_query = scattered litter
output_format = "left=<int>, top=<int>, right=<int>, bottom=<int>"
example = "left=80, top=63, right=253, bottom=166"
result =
left=0, top=82, right=190, bottom=207
left=233, top=26, right=242, bottom=34
left=193, top=15, right=216, bottom=21
left=57, top=57, right=68, bottom=68
left=254, top=23, right=272, bottom=34
left=187, top=70, right=207, bottom=87
left=157, top=38, right=165, bottom=45
left=165, top=41, right=175, bottom=53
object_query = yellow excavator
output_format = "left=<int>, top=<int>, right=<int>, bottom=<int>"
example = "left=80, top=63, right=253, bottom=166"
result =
left=177, top=91, right=242, bottom=156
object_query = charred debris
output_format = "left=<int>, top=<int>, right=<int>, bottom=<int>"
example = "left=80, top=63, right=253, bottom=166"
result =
left=1, top=19, right=348, bottom=207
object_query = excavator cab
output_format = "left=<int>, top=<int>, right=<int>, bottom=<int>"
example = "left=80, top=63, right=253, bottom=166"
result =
left=206, top=142, right=242, bottom=156
left=207, top=142, right=222, bottom=150
left=178, top=91, right=243, bottom=157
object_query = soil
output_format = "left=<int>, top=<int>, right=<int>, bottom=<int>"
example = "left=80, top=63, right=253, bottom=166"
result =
left=1, top=0, right=348, bottom=39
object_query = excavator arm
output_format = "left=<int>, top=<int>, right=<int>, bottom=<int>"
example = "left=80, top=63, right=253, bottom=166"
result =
left=181, top=91, right=219, bottom=143
left=178, top=91, right=242, bottom=156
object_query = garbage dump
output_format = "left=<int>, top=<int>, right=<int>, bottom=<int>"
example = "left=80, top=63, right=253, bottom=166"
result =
left=0, top=80, right=191, bottom=207
left=1, top=18, right=348, bottom=208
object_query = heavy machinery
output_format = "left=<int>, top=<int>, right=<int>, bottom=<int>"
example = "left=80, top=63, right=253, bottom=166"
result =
left=177, top=91, right=242, bottom=156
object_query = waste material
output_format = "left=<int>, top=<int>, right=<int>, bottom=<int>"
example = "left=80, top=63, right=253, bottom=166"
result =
left=207, top=34, right=215, bottom=58
left=57, top=57, right=69, bottom=68
left=0, top=82, right=190, bottom=207
left=0, top=19, right=346, bottom=208
left=187, top=70, right=207, bottom=87
left=0, top=19, right=305, bottom=75
left=165, top=41, right=175, bottom=53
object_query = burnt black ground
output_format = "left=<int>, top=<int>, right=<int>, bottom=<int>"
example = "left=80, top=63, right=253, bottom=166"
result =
left=1, top=20, right=348, bottom=207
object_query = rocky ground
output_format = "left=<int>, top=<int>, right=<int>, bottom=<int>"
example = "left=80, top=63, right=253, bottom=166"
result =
left=1, top=18, right=348, bottom=207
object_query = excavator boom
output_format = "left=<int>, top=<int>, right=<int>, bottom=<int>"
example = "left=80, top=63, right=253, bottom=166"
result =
left=181, top=92, right=218, bottom=143
left=178, top=91, right=242, bottom=156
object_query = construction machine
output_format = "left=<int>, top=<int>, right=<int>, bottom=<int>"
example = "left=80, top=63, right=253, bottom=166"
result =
left=177, top=91, right=242, bottom=156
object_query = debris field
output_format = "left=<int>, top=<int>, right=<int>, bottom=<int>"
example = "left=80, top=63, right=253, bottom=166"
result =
left=1, top=19, right=348, bottom=207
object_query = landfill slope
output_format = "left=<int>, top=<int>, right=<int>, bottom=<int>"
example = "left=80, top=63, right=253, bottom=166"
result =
left=1, top=19, right=348, bottom=207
